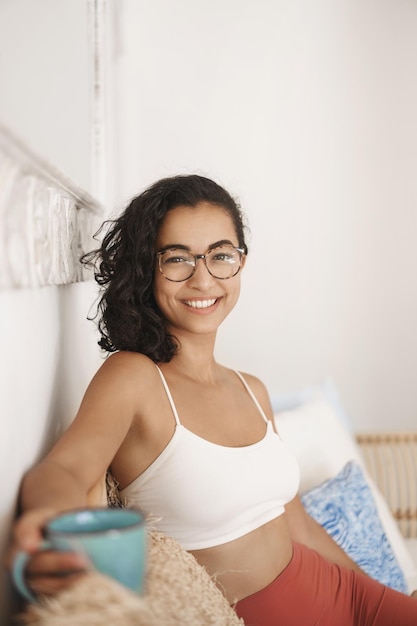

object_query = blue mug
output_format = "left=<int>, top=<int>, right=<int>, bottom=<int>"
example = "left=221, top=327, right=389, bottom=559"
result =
left=12, top=507, right=147, bottom=603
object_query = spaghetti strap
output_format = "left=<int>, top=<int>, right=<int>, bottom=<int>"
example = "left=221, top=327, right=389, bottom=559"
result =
left=234, top=371, right=269, bottom=424
left=156, top=365, right=268, bottom=427
left=155, top=365, right=181, bottom=426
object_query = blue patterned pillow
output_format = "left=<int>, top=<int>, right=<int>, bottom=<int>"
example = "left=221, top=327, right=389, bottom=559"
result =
left=301, top=460, right=407, bottom=592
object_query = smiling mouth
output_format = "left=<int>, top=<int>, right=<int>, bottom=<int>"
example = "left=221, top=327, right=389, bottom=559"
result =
left=183, top=298, right=218, bottom=309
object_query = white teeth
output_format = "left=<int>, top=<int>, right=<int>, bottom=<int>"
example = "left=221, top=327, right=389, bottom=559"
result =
left=184, top=298, right=217, bottom=309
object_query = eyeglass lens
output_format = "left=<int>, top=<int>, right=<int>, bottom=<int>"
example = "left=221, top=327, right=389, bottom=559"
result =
left=158, top=245, right=242, bottom=281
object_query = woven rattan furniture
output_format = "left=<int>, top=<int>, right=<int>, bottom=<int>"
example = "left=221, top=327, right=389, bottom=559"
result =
left=356, top=432, right=417, bottom=540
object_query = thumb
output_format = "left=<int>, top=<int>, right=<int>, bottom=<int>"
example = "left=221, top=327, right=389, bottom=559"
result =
left=7, top=508, right=56, bottom=565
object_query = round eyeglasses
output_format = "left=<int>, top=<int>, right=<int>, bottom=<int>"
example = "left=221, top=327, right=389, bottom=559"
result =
left=156, top=244, right=245, bottom=282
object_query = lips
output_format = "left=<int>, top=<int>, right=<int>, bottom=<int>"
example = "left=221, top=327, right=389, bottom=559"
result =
left=183, top=298, right=218, bottom=309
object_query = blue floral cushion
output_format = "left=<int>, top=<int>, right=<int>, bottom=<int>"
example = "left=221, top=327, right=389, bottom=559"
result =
left=301, top=460, right=407, bottom=592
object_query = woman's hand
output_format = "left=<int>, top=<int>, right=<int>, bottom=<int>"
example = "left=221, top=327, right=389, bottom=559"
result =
left=411, top=590, right=417, bottom=599
left=6, top=508, right=89, bottom=598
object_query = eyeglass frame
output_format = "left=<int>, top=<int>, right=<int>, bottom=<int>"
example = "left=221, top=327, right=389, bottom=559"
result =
left=155, top=244, right=246, bottom=282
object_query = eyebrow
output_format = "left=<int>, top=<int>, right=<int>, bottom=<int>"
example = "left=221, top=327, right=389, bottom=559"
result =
left=157, top=239, right=236, bottom=253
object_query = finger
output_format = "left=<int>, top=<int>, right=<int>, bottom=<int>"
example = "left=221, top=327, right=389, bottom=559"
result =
left=27, top=571, right=88, bottom=597
left=13, top=508, right=56, bottom=552
left=25, top=550, right=91, bottom=578
left=5, top=509, right=58, bottom=570
left=20, top=550, right=91, bottom=599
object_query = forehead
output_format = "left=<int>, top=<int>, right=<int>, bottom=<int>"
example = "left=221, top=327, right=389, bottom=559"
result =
left=156, top=202, right=238, bottom=248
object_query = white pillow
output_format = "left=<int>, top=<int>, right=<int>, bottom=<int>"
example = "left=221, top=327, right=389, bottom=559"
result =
left=274, top=399, right=417, bottom=593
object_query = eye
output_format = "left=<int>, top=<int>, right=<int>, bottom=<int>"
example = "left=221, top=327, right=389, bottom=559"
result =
left=164, top=255, right=188, bottom=264
left=161, top=250, right=193, bottom=265
left=210, top=247, right=238, bottom=263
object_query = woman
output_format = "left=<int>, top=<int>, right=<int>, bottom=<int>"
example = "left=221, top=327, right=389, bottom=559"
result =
left=9, top=175, right=417, bottom=625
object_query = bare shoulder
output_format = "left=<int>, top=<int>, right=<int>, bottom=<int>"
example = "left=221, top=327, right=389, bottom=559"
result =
left=79, top=351, right=164, bottom=418
left=91, top=351, right=160, bottom=389
left=99, top=350, right=156, bottom=372
left=236, top=370, right=274, bottom=420
left=237, top=370, right=269, bottom=396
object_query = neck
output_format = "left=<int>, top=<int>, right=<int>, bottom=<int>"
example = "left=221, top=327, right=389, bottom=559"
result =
left=164, top=329, right=220, bottom=383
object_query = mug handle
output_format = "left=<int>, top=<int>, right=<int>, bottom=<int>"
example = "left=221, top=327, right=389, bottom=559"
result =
left=11, top=540, right=52, bottom=604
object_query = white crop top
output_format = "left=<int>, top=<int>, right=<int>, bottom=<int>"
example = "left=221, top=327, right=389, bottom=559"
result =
left=120, top=366, right=300, bottom=550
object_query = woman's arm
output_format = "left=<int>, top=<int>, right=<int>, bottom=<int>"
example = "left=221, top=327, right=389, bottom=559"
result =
left=284, top=494, right=365, bottom=573
left=247, top=378, right=367, bottom=575
left=20, top=352, right=141, bottom=512
left=7, top=352, right=149, bottom=594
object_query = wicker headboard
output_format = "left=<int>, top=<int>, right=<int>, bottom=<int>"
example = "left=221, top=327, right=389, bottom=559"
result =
left=356, top=432, right=417, bottom=539
left=0, top=122, right=103, bottom=289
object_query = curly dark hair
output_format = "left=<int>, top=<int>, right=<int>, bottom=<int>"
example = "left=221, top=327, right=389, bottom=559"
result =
left=81, top=174, right=249, bottom=362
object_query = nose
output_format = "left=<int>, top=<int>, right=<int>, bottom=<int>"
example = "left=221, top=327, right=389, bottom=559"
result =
left=187, top=256, right=216, bottom=287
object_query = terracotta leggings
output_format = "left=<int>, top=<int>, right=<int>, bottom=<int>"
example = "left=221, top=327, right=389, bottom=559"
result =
left=234, top=543, right=417, bottom=626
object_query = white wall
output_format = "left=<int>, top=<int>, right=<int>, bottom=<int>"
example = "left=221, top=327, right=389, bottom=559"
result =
left=113, top=0, right=417, bottom=432
left=0, top=0, right=91, bottom=191
left=0, top=281, right=101, bottom=621
left=1, top=0, right=417, bottom=620
left=0, top=1, right=101, bottom=621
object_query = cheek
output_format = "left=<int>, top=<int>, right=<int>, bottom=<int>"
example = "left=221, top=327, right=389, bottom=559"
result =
left=153, top=274, right=176, bottom=312
left=230, top=280, right=241, bottom=305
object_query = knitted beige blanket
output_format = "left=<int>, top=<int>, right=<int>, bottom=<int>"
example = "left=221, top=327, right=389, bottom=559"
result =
left=18, top=531, right=244, bottom=626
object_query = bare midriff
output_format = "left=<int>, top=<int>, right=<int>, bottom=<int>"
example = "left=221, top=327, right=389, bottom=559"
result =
left=189, top=515, right=293, bottom=605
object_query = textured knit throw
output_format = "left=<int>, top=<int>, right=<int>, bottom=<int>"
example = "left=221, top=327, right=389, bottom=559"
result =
left=18, top=530, right=244, bottom=626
